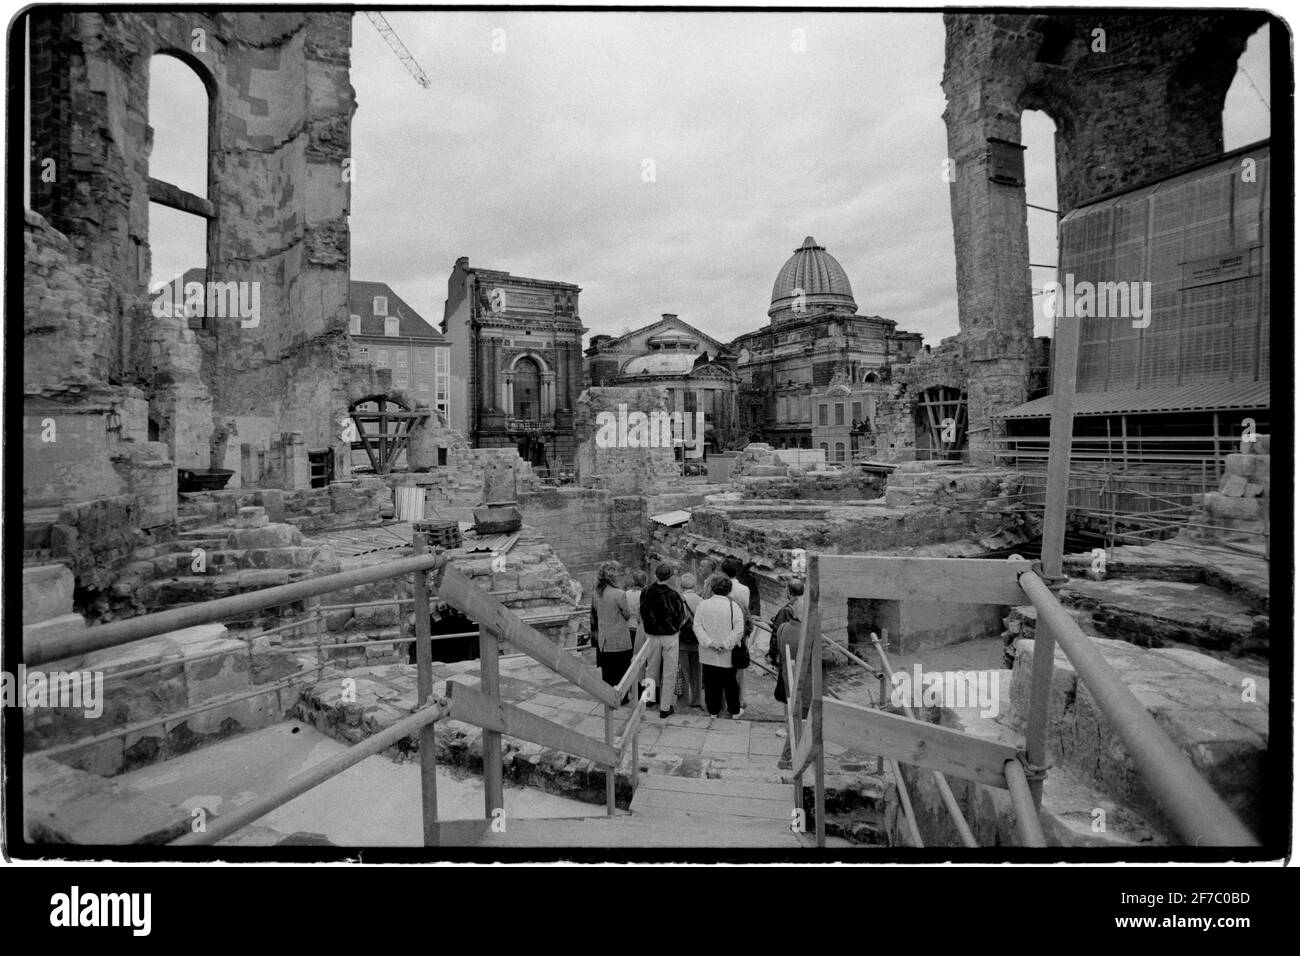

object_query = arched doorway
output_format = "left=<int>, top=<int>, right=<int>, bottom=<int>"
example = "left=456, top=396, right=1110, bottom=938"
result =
left=512, top=357, right=542, bottom=421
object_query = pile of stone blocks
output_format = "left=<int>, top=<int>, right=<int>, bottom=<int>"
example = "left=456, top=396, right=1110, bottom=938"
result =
left=1193, top=435, right=1270, bottom=541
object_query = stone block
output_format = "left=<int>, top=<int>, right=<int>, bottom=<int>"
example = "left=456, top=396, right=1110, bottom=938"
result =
left=235, top=506, right=269, bottom=528
left=22, top=613, right=86, bottom=661
left=229, top=523, right=303, bottom=549
left=1204, top=493, right=1259, bottom=521
left=1223, top=454, right=1255, bottom=479
left=22, top=564, right=76, bottom=624
left=1244, top=483, right=1264, bottom=497
left=1219, top=474, right=1248, bottom=497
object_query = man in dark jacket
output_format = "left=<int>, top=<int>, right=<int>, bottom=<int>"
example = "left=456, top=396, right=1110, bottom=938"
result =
left=639, top=562, right=687, bottom=718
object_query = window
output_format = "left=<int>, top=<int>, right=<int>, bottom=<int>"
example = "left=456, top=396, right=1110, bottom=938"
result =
left=349, top=314, right=361, bottom=335
left=396, top=353, right=408, bottom=368
left=358, top=346, right=369, bottom=360
left=852, top=402, right=862, bottom=421
left=818, top=404, right=829, bottom=426
left=376, top=349, right=389, bottom=367
left=513, top=357, right=542, bottom=420
left=418, top=351, right=431, bottom=365
left=819, top=442, right=828, bottom=455
left=835, top=403, right=845, bottom=426
left=373, top=296, right=388, bottom=316
left=419, top=381, right=430, bottom=391
left=146, top=54, right=212, bottom=330
left=384, top=316, right=399, bottom=337
left=835, top=442, right=846, bottom=462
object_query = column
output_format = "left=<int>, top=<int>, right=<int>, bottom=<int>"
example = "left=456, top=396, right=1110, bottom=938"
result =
left=542, top=372, right=556, bottom=416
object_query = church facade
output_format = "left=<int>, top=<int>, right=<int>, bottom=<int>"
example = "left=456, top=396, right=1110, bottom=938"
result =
left=585, top=313, right=741, bottom=451
left=441, top=257, right=586, bottom=471
left=732, top=237, right=923, bottom=448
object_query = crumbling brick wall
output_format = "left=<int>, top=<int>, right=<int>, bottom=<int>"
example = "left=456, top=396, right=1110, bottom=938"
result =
left=25, top=10, right=360, bottom=527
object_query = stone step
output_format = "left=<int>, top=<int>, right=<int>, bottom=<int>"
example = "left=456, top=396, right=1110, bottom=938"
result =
left=22, top=563, right=76, bottom=625
left=24, top=754, right=192, bottom=844
left=446, top=812, right=803, bottom=848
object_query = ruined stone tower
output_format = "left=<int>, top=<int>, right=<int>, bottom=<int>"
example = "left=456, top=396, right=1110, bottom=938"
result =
left=939, top=12, right=1266, bottom=463
left=25, top=11, right=368, bottom=528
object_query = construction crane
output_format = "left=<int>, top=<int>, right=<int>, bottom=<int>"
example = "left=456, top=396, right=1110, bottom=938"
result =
left=364, top=11, right=431, bottom=89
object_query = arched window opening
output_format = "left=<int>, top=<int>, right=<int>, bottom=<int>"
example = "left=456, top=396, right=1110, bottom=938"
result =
left=147, top=53, right=213, bottom=329
left=1223, top=24, right=1271, bottom=150
left=1022, top=109, right=1058, bottom=340
left=513, top=358, right=542, bottom=420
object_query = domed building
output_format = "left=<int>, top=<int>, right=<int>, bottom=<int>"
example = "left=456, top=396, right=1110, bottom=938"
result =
left=584, top=314, right=740, bottom=451
left=731, top=237, right=924, bottom=451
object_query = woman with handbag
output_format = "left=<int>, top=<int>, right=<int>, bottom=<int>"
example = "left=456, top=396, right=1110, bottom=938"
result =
left=693, top=575, right=745, bottom=719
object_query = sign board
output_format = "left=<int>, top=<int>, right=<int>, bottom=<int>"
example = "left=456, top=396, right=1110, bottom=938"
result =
left=1182, top=247, right=1259, bottom=289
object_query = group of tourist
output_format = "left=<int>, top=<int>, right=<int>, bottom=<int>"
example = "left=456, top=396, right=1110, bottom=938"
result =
left=587, top=553, right=806, bottom=731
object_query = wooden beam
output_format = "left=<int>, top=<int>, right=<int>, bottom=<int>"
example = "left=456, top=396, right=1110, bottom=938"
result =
left=612, top=641, right=653, bottom=703
left=810, top=554, right=826, bottom=849
left=817, top=555, right=1029, bottom=606
left=790, top=726, right=816, bottom=776
left=617, top=696, right=647, bottom=760
left=436, top=564, right=620, bottom=708
left=444, top=681, right=618, bottom=767
left=1041, top=306, right=1082, bottom=579
left=821, top=698, right=1017, bottom=789
left=147, top=176, right=215, bottom=218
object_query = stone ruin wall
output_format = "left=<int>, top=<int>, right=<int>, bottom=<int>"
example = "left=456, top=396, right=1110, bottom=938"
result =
left=25, top=11, right=364, bottom=535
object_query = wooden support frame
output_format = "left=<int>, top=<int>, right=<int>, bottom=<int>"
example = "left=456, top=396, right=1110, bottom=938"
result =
left=444, top=681, right=619, bottom=767
left=822, top=698, right=1018, bottom=789
left=437, top=564, right=621, bottom=708
left=612, top=641, right=653, bottom=704
left=817, top=555, right=1029, bottom=606
left=412, top=533, right=439, bottom=845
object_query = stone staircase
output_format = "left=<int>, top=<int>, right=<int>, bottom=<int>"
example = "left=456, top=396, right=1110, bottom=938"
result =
left=447, top=773, right=805, bottom=848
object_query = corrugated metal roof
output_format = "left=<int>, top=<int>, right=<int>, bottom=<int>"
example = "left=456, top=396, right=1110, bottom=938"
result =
left=997, top=381, right=1270, bottom=419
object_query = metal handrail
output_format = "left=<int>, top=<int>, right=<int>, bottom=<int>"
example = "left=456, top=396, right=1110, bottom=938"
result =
left=1017, top=570, right=1257, bottom=846
left=26, top=553, right=445, bottom=667
left=172, top=699, right=449, bottom=846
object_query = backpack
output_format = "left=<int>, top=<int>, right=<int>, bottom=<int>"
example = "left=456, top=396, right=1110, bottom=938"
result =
left=679, top=600, right=698, bottom=646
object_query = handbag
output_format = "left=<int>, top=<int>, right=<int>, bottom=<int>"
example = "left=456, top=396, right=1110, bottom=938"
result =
left=730, top=603, right=751, bottom=670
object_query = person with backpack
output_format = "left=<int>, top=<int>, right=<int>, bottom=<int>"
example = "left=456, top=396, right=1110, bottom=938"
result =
left=694, top=575, right=745, bottom=719
left=769, top=579, right=811, bottom=770
left=639, top=562, right=687, bottom=718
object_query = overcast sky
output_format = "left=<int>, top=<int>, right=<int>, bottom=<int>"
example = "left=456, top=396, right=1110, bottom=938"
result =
left=146, top=12, right=1271, bottom=347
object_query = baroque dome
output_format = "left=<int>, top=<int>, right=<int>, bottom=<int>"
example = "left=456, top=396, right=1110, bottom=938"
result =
left=768, top=236, right=857, bottom=323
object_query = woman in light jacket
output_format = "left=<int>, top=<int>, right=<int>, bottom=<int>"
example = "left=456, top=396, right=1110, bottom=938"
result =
left=592, top=562, right=633, bottom=703
left=693, top=575, right=745, bottom=719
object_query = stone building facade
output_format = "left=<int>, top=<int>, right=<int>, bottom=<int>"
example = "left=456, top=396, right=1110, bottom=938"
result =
left=584, top=314, right=741, bottom=451
left=441, top=257, right=585, bottom=472
left=732, top=237, right=923, bottom=448
left=348, top=280, right=451, bottom=422
left=24, top=11, right=378, bottom=532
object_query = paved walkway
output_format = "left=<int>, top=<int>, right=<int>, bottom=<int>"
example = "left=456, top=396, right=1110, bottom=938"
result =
left=297, top=651, right=882, bottom=792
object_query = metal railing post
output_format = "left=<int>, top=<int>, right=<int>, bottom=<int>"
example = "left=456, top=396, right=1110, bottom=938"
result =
left=412, top=532, right=439, bottom=845
left=1018, top=570, right=1257, bottom=846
